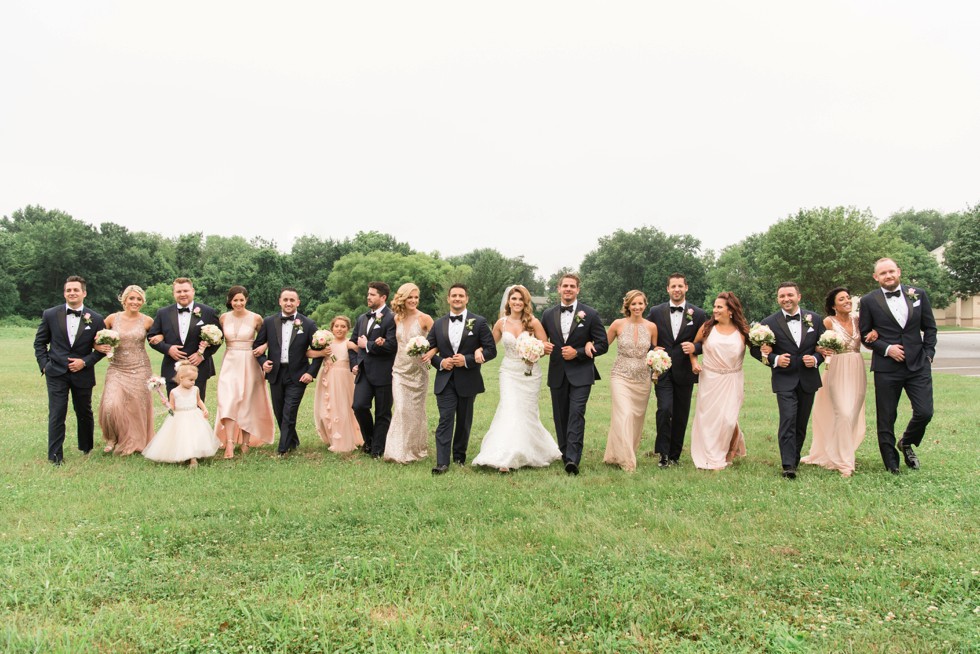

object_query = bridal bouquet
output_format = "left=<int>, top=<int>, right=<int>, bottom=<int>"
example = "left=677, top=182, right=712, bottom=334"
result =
left=310, top=329, right=336, bottom=361
left=94, top=329, right=120, bottom=359
left=406, top=335, right=430, bottom=358
left=146, top=376, right=173, bottom=415
left=818, top=330, right=847, bottom=354
left=748, top=323, right=776, bottom=347
left=515, top=332, right=545, bottom=376
left=646, top=349, right=672, bottom=382
left=198, top=324, right=224, bottom=354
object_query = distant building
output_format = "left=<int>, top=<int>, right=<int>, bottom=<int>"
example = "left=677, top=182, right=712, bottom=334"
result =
left=931, top=246, right=979, bottom=327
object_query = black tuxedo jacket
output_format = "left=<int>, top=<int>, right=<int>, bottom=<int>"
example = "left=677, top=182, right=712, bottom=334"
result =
left=750, top=309, right=826, bottom=393
left=34, top=305, right=106, bottom=387
left=427, top=312, right=496, bottom=396
left=349, top=306, right=398, bottom=385
left=541, top=302, right=609, bottom=388
left=254, top=313, right=323, bottom=384
left=148, top=302, right=221, bottom=380
left=859, top=286, right=937, bottom=373
left=647, top=302, right=707, bottom=386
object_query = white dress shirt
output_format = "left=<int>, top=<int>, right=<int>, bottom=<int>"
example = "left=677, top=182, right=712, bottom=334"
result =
left=66, top=304, right=83, bottom=347
left=782, top=310, right=802, bottom=347
left=669, top=301, right=685, bottom=339
left=449, top=310, right=467, bottom=353
left=882, top=286, right=908, bottom=328
left=364, top=304, right=386, bottom=352
left=177, top=303, right=193, bottom=343
left=280, top=314, right=295, bottom=364
left=560, top=301, right=578, bottom=341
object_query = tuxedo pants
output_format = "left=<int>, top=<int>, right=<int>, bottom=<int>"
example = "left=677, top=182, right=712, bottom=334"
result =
left=550, top=378, right=592, bottom=466
left=353, top=380, right=393, bottom=456
left=270, top=377, right=307, bottom=453
left=46, top=374, right=94, bottom=462
left=654, top=372, right=694, bottom=460
left=434, top=377, right=475, bottom=466
left=775, top=387, right=815, bottom=468
left=874, top=365, right=933, bottom=469
left=166, top=375, right=210, bottom=402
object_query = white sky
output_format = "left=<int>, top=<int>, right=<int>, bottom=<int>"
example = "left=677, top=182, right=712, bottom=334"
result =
left=2, top=1, right=978, bottom=277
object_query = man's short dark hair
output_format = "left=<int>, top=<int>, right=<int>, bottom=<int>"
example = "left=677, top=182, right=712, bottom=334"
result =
left=667, top=273, right=687, bottom=284
left=279, top=286, right=300, bottom=299
left=777, top=281, right=800, bottom=294
left=448, top=283, right=468, bottom=295
left=368, top=281, right=390, bottom=299
left=65, top=275, right=87, bottom=291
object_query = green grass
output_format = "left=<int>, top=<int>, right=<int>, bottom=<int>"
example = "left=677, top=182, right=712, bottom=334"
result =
left=1, top=325, right=978, bottom=653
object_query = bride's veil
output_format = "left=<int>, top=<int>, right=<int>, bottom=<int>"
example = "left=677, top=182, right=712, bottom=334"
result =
left=499, top=285, right=516, bottom=319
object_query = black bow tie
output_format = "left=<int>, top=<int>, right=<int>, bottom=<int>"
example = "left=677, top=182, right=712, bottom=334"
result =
left=371, top=310, right=382, bottom=319
left=561, top=305, right=575, bottom=313
left=449, top=314, right=463, bottom=323
left=66, top=308, right=82, bottom=317
left=670, top=306, right=684, bottom=314
left=785, top=314, right=801, bottom=322
left=885, top=290, right=901, bottom=299
left=281, top=315, right=296, bottom=322
left=177, top=306, right=191, bottom=314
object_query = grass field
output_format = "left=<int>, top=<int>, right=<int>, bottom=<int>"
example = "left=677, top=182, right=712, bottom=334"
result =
left=1, top=325, right=977, bottom=653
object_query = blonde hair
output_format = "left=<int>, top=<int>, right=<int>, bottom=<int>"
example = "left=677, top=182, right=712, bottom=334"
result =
left=621, top=290, right=647, bottom=316
left=330, top=315, right=351, bottom=331
left=172, top=361, right=199, bottom=384
left=390, top=283, right=420, bottom=320
left=504, top=285, right=535, bottom=333
left=118, top=284, right=146, bottom=307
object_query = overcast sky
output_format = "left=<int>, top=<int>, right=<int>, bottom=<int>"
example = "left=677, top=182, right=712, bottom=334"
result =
left=2, top=2, right=978, bottom=277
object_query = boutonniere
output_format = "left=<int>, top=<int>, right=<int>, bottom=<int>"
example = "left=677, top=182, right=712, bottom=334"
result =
left=465, top=318, right=475, bottom=334
left=574, top=310, right=586, bottom=325
left=83, top=312, right=92, bottom=325
left=684, top=308, right=694, bottom=324
left=192, top=306, right=202, bottom=318
left=293, top=318, right=304, bottom=334
left=906, top=287, right=919, bottom=302
left=803, top=314, right=814, bottom=329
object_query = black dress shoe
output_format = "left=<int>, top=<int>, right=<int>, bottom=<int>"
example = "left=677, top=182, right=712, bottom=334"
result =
left=657, top=454, right=670, bottom=468
left=564, top=462, right=579, bottom=475
left=781, top=467, right=797, bottom=480
left=50, top=459, right=63, bottom=467
left=431, top=464, right=448, bottom=475
left=901, top=445, right=920, bottom=470
left=887, top=468, right=900, bottom=475
left=453, top=459, right=465, bottom=466
left=668, top=459, right=680, bottom=467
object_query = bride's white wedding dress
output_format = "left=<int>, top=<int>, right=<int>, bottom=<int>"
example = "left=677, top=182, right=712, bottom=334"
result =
left=472, top=331, right=562, bottom=470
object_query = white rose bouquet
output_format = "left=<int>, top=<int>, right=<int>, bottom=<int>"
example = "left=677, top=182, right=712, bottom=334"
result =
left=646, top=349, right=672, bottom=382
left=406, top=335, right=430, bottom=358
left=95, top=329, right=120, bottom=359
left=198, top=324, right=224, bottom=354
left=748, top=323, right=776, bottom=347
left=310, top=329, right=336, bottom=361
left=515, top=332, right=545, bottom=376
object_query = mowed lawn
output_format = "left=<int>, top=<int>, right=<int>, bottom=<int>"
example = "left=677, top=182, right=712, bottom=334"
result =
left=1, top=326, right=977, bottom=653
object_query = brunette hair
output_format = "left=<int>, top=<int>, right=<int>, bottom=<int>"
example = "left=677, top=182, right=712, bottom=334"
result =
left=667, top=273, right=686, bottom=284
left=368, top=281, right=390, bottom=300
left=448, top=283, right=468, bottom=295
left=558, top=273, right=581, bottom=288
left=777, top=281, right=800, bottom=294
left=824, top=286, right=850, bottom=317
left=330, top=315, right=351, bottom=331
left=65, top=275, right=87, bottom=291
left=226, top=285, right=249, bottom=310
left=620, top=290, right=648, bottom=317
left=279, top=286, right=300, bottom=299
left=390, top=283, right=419, bottom=319
left=702, top=292, right=749, bottom=343
left=504, top=285, right=535, bottom=333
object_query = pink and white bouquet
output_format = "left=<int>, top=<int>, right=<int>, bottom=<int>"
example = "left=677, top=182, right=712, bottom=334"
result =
left=310, top=329, right=336, bottom=361
left=516, top=332, right=545, bottom=376
left=146, top=376, right=173, bottom=415
left=198, top=324, right=224, bottom=354
left=817, top=330, right=846, bottom=354
left=748, top=323, right=775, bottom=348
left=406, top=335, right=430, bottom=358
left=646, top=349, right=672, bottom=382
left=94, top=329, right=120, bottom=359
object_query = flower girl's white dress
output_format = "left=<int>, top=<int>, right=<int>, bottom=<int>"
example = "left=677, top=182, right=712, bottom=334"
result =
left=143, top=386, right=221, bottom=462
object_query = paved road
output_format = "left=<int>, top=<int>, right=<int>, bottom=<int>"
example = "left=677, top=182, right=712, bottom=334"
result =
left=933, top=331, right=980, bottom=378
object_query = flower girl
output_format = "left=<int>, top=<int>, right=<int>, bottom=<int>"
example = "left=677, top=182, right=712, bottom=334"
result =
left=143, top=363, right=221, bottom=466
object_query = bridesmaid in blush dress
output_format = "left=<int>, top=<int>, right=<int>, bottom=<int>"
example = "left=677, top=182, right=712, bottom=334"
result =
left=801, top=287, right=870, bottom=477
left=689, top=292, right=749, bottom=470
left=603, top=290, right=659, bottom=472
left=310, top=315, right=364, bottom=453
left=95, top=285, right=155, bottom=456
left=384, top=283, right=434, bottom=463
left=214, top=286, right=275, bottom=458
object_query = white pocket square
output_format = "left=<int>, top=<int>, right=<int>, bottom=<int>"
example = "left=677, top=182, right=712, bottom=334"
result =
left=196, top=320, right=204, bottom=326
left=807, top=327, right=814, bottom=333
left=913, top=300, right=921, bottom=307
left=84, top=326, right=91, bottom=330
left=577, top=323, right=585, bottom=328
left=372, top=324, right=381, bottom=330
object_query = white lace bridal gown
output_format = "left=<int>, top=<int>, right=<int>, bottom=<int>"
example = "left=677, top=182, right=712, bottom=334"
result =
left=472, top=331, right=562, bottom=470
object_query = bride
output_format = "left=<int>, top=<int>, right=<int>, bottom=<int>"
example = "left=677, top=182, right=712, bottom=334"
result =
left=472, top=285, right=563, bottom=472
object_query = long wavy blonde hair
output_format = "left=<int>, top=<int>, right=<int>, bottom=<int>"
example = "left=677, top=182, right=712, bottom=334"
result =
left=118, top=284, right=146, bottom=307
left=390, top=282, right=420, bottom=321
left=621, top=289, right=647, bottom=317
left=502, top=285, right=535, bottom=333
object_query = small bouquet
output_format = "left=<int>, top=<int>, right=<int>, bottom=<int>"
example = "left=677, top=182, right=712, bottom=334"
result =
left=198, top=324, right=224, bottom=355
left=310, top=329, right=336, bottom=362
left=646, top=349, right=672, bottom=382
left=748, top=323, right=776, bottom=348
left=94, top=329, right=120, bottom=359
left=817, top=330, right=847, bottom=354
left=515, top=332, right=545, bottom=376
left=146, top=376, right=173, bottom=415
left=406, top=335, right=430, bottom=358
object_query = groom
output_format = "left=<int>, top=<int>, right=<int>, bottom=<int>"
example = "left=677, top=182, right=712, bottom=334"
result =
left=427, top=283, right=496, bottom=474
left=33, top=275, right=106, bottom=465
left=148, top=277, right=220, bottom=399
left=750, top=282, right=826, bottom=479
left=859, top=257, right=936, bottom=473
left=541, top=273, right=608, bottom=475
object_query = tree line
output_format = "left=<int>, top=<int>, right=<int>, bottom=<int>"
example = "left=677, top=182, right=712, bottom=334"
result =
left=1, top=203, right=976, bottom=326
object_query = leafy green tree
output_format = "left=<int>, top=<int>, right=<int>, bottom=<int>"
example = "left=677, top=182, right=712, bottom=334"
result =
left=91, top=222, right=176, bottom=311
left=287, top=235, right=351, bottom=315
left=883, top=243, right=954, bottom=310
left=347, top=231, right=414, bottom=256
left=447, top=249, right=543, bottom=319
left=707, top=234, right=772, bottom=322
left=878, top=208, right=961, bottom=252
left=942, top=204, right=980, bottom=297
left=143, top=282, right=176, bottom=317
left=579, top=226, right=709, bottom=322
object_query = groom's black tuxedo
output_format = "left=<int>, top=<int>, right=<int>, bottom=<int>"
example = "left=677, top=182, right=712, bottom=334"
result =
left=647, top=302, right=707, bottom=461
left=34, top=305, right=106, bottom=463
left=349, top=306, right=398, bottom=456
left=540, top=302, right=608, bottom=467
left=427, top=311, right=496, bottom=466
left=751, top=309, right=826, bottom=470
left=254, top=313, right=322, bottom=453
left=148, top=302, right=220, bottom=399
left=859, top=285, right=936, bottom=470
